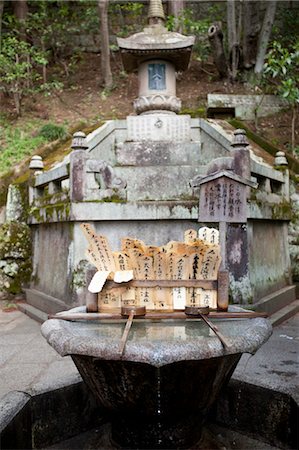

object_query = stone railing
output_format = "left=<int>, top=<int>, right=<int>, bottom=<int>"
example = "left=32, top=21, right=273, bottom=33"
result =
left=28, top=132, right=127, bottom=222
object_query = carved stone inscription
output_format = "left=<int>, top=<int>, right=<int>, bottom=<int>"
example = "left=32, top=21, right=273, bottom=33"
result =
left=127, top=115, right=190, bottom=142
left=199, top=178, right=247, bottom=223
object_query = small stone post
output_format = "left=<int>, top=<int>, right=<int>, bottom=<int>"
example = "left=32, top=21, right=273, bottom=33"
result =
left=70, top=131, right=89, bottom=202
left=29, top=155, right=44, bottom=204
left=274, top=151, right=289, bottom=200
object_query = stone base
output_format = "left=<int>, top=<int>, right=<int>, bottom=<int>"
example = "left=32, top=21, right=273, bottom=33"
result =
left=133, top=94, right=181, bottom=115
left=111, top=413, right=204, bottom=449
left=71, top=355, right=242, bottom=449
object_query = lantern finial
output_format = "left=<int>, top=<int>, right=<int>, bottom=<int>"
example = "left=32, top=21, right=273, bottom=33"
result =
left=148, top=0, right=165, bottom=25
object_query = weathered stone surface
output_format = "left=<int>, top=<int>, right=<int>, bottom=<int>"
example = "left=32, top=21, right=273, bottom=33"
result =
left=31, top=223, right=73, bottom=301
left=289, top=187, right=299, bottom=281
left=127, top=115, right=191, bottom=141
left=207, top=94, right=288, bottom=120
left=41, top=305, right=271, bottom=448
left=119, top=165, right=204, bottom=201
left=116, top=141, right=201, bottom=166
left=117, top=23, right=194, bottom=72
left=249, top=221, right=291, bottom=300
left=5, top=185, right=25, bottom=223
left=0, top=221, right=32, bottom=294
left=41, top=306, right=272, bottom=367
left=35, top=165, right=69, bottom=188
left=134, top=94, right=181, bottom=114
left=69, top=150, right=87, bottom=202
left=0, top=391, right=32, bottom=449
left=26, top=117, right=294, bottom=309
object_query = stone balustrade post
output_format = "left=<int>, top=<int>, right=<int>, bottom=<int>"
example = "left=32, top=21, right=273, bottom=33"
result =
left=231, top=129, right=251, bottom=179
left=29, top=155, right=44, bottom=204
left=274, top=151, right=289, bottom=200
left=70, top=131, right=89, bottom=202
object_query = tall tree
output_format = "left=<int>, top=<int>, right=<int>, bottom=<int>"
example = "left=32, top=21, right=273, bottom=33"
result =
left=12, top=0, right=28, bottom=21
left=168, top=0, right=185, bottom=32
left=226, top=0, right=239, bottom=80
left=0, top=0, right=4, bottom=51
left=12, top=0, right=28, bottom=42
left=208, top=22, right=229, bottom=79
left=242, top=0, right=260, bottom=69
left=98, top=0, right=112, bottom=89
left=254, top=1, right=277, bottom=75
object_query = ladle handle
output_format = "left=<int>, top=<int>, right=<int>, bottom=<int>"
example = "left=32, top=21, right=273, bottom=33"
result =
left=200, top=314, right=231, bottom=349
left=118, top=310, right=135, bottom=356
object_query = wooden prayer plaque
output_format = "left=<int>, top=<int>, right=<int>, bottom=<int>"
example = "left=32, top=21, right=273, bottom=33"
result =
left=80, top=225, right=227, bottom=313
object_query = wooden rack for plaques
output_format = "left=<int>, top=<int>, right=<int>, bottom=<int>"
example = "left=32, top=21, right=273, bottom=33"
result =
left=97, top=271, right=229, bottom=313
left=80, top=224, right=229, bottom=315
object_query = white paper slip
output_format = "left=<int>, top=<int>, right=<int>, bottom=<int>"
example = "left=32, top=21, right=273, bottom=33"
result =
left=114, top=270, right=134, bottom=283
left=173, top=287, right=186, bottom=310
left=88, top=271, right=110, bottom=293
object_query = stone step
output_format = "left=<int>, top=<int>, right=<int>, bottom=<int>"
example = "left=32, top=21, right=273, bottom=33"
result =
left=24, top=288, right=68, bottom=315
left=213, top=378, right=298, bottom=450
left=17, top=302, right=48, bottom=324
left=270, top=299, right=299, bottom=327
left=253, top=285, right=296, bottom=316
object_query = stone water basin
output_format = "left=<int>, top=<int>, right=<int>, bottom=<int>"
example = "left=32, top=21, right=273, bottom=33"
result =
left=41, top=308, right=272, bottom=449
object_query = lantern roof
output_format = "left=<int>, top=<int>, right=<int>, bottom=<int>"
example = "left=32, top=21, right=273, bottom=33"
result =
left=117, top=0, right=194, bottom=72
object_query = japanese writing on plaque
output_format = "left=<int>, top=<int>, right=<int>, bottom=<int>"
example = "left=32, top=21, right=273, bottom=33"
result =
left=148, top=63, right=166, bottom=90
left=199, top=178, right=247, bottom=223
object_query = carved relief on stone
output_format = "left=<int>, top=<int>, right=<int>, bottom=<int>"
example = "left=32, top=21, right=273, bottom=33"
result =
left=86, top=159, right=127, bottom=190
left=84, top=159, right=127, bottom=201
left=134, top=94, right=181, bottom=114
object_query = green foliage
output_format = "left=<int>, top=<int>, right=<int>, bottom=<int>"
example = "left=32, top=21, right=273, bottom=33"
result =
left=263, top=40, right=299, bottom=151
left=264, top=41, right=299, bottom=106
left=109, top=1, right=145, bottom=37
left=0, top=125, right=46, bottom=175
left=37, top=123, right=67, bottom=141
left=271, top=7, right=299, bottom=48
left=0, top=35, right=48, bottom=114
left=27, top=1, right=97, bottom=62
left=166, top=8, right=212, bottom=63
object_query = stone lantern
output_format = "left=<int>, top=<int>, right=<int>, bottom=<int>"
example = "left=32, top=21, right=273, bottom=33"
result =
left=117, top=0, right=194, bottom=115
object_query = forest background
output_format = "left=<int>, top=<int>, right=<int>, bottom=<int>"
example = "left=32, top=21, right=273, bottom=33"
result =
left=0, top=0, right=298, bottom=193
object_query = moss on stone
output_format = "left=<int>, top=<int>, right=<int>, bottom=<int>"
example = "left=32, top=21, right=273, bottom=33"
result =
left=0, top=221, right=32, bottom=294
left=180, top=107, right=206, bottom=118
left=101, top=194, right=126, bottom=203
left=229, top=119, right=299, bottom=174
left=30, top=202, right=71, bottom=223
left=72, top=260, right=89, bottom=290
left=271, top=201, right=293, bottom=220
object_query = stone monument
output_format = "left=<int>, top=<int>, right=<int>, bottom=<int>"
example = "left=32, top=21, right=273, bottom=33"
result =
left=24, top=0, right=295, bottom=316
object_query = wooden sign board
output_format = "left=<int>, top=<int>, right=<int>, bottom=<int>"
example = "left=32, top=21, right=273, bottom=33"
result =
left=80, top=224, right=226, bottom=313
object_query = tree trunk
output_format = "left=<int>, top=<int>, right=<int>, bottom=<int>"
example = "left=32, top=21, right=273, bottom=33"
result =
left=254, top=1, right=277, bottom=75
left=168, top=0, right=185, bottom=32
left=0, top=0, right=4, bottom=51
left=41, top=40, right=47, bottom=84
left=227, top=0, right=242, bottom=81
left=227, top=0, right=237, bottom=55
left=242, top=0, right=260, bottom=69
left=291, top=105, right=296, bottom=152
left=227, top=0, right=237, bottom=81
left=12, top=0, right=28, bottom=41
left=12, top=0, right=28, bottom=20
left=208, top=23, right=229, bottom=79
left=98, top=0, right=113, bottom=89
